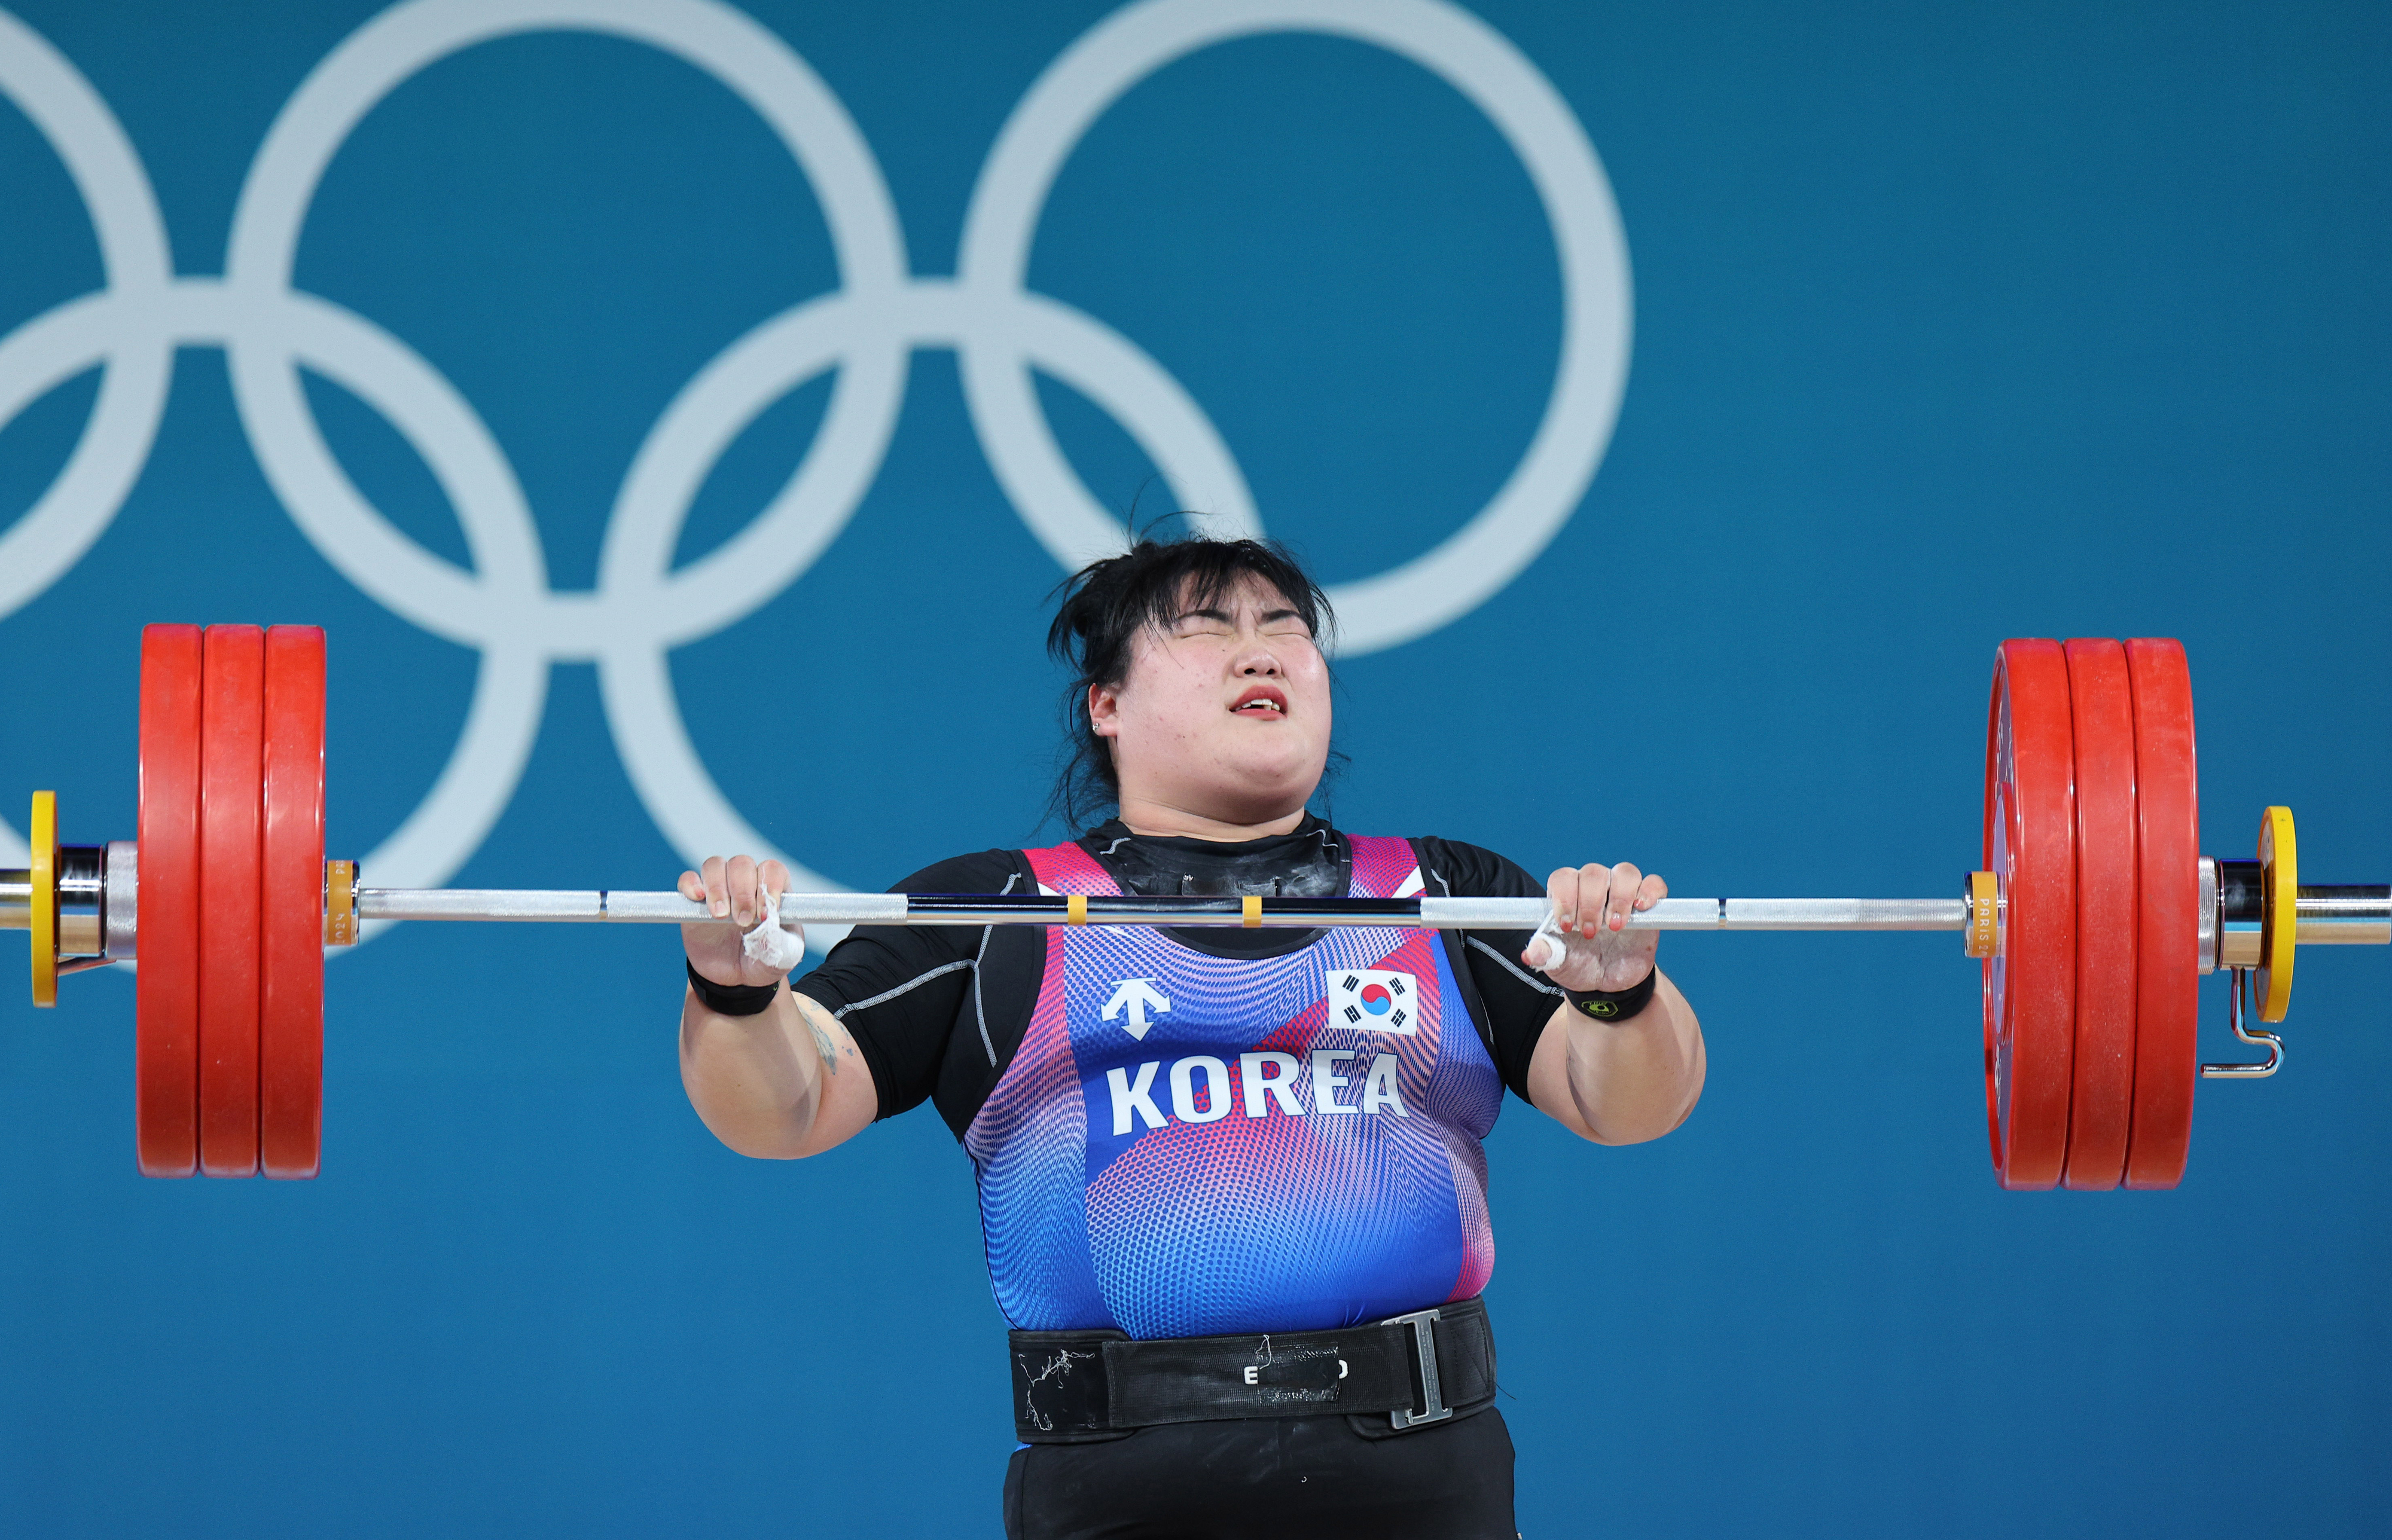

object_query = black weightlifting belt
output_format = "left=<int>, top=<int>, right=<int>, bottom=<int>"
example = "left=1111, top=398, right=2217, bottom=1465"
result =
left=1009, top=1297, right=1495, bottom=1444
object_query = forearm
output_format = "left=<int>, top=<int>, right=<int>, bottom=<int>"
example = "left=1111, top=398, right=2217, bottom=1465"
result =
left=1556, top=971, right=1704, bottom=1144
left=679, top=982, right=847, bottom=1159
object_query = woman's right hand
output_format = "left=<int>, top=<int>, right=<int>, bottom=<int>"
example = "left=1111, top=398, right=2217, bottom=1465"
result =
left=679, top=854, right=797, bottom=989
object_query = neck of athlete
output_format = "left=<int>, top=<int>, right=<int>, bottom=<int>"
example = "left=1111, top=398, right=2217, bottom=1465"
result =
left=1115, top=789, right=1311, bottom=845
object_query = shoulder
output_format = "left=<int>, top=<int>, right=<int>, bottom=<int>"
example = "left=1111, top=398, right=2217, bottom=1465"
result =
left=1404, top=835, right=1545, bottom=899
left=886, top=848, right=1030, bottom=894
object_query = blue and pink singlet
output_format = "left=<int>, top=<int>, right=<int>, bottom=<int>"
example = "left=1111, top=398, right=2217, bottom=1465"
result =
left=963, top=836, right=1505, bottom=1339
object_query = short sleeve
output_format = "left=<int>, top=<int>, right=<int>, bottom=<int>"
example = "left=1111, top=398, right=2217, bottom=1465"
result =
left=792, top=850, right=1022, bottom=1122
left=1411, top=836, right=1563, bottom=1104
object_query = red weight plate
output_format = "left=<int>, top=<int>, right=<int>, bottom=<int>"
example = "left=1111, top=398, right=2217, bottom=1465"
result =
left=1982, top=639, right=2076, bottom=1190
left=2123, top=638, right=2199, bottom=1188
left=2061, top=639, right=2137, bottom=1190
left=260, top=627, right=325, bottom=1180
left=136, top=625, right=203, bottom=1178
left=199, top=625, right=265, bottom=1178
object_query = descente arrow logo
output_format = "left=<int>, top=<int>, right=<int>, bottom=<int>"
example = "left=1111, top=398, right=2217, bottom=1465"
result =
left=1102, top=979, right=1171, bottom=1041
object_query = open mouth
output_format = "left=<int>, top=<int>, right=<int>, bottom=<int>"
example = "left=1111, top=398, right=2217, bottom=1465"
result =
left=1231, top=685, right=1289, bottom=718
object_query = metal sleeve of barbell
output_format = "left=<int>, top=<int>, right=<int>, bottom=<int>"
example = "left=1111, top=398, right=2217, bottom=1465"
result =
left=2294, top=885, right=2392, bottom=945
left=351, top=889, right=1972, bottom=931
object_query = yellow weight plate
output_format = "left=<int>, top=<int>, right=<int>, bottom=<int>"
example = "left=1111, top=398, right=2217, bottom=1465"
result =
left=29, top=791, right=56, bottom=1007
left=2255, top=805, right=2296, bottom=1023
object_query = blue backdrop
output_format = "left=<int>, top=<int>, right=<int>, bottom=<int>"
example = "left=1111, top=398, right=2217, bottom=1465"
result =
left=2, top=1, right=2386, bottom=1534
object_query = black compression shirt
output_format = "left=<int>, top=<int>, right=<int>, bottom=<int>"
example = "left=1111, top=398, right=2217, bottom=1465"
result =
left=792, top=817, right=1567, bottom=1139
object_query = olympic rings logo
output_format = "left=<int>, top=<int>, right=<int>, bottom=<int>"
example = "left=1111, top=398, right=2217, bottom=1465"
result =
left=0, top=0, right=1630, bottom=936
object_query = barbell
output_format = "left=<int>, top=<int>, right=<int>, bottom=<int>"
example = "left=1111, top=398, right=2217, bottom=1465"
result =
left=5, top=627, right=2385, bottom=1188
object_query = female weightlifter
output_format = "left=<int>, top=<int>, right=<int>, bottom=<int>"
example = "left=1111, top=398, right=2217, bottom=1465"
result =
left=675, top=534, right=1704, bottom=1539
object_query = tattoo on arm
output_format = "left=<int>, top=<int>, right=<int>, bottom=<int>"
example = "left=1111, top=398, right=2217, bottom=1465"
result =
left=794, top=997, right=840, bottom=1077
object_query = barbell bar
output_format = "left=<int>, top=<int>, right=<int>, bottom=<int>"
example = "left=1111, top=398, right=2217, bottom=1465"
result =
left=341, top=889, right=1969, bottom=929
left=4, top=627, right=2387, bottom=1189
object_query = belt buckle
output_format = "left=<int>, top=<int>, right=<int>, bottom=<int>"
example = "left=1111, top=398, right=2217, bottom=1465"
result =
left=1380, top=1308, right=1452, bottom=1429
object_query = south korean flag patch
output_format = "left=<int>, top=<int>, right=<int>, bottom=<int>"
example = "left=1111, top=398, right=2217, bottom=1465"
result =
left=1329, top=968, right=1418, bottom=1036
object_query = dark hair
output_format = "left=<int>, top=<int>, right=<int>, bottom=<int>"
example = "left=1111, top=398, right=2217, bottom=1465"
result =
left=1046, top=533, right=1336, bottom=831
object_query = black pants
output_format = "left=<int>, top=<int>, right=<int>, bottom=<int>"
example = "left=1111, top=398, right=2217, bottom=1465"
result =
left=1003, top=1407, right=1517, bottom=1539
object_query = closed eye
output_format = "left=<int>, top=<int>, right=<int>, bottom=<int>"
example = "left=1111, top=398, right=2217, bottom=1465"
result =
left=1171, top=607, right=1236, bottom=637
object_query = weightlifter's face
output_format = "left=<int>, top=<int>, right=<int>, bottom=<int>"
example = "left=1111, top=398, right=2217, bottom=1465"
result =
left=1092, top=575, right=1331, bottom=831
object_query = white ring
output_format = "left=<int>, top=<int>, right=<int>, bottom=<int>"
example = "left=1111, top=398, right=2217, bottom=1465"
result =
left=213, top=0, right=916, bottom=905
left=957, top=0, right=1631, bottom=654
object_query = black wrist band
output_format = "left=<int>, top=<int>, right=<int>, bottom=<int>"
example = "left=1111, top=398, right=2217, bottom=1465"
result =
left=687, top=959, right=780, bottom=1018
left=1561, top=969, right=1657, bottom=1023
